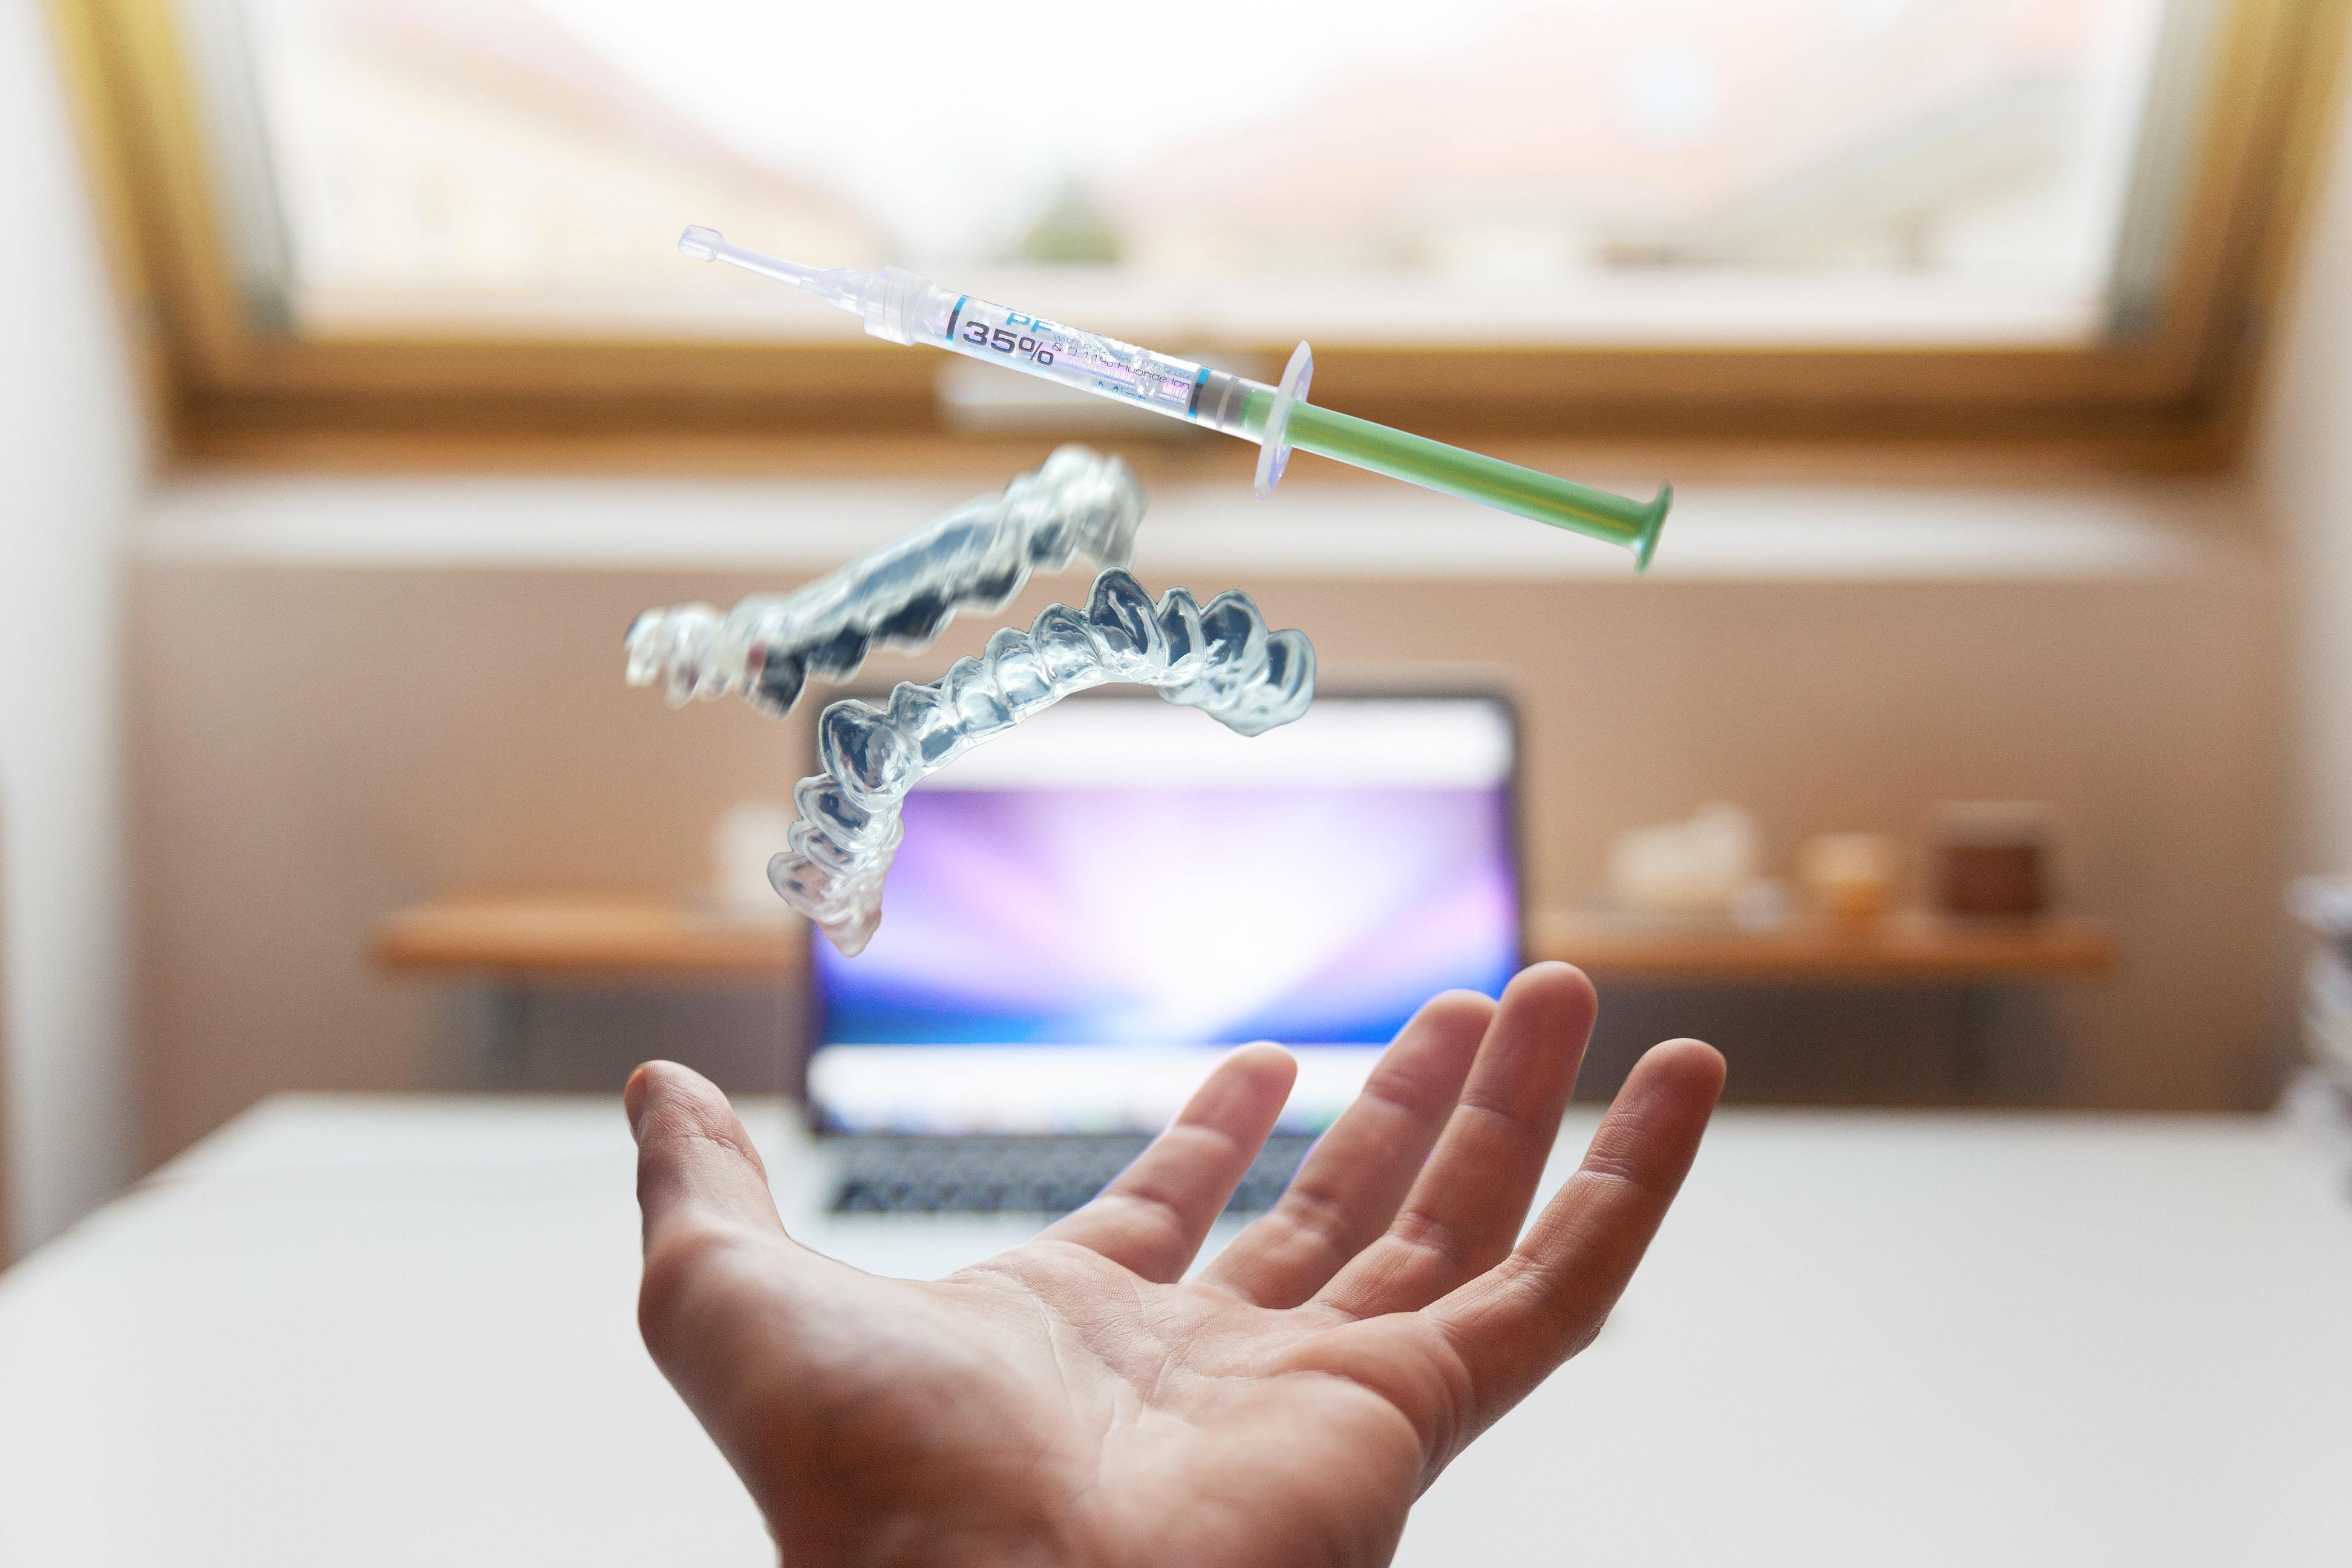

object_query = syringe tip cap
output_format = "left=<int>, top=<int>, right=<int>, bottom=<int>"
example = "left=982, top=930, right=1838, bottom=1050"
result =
left=678, top=225, right=724, bottom=261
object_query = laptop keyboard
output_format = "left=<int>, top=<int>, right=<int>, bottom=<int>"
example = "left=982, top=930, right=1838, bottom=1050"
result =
left=827, top=1134, right=1320, bottom=1216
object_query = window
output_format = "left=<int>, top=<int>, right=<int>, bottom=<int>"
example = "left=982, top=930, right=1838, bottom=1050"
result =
left=50, top=0, right=2350, bottom=456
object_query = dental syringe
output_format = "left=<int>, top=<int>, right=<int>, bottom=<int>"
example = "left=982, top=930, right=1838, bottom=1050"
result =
left=679, top=226, right=1669, bottom=568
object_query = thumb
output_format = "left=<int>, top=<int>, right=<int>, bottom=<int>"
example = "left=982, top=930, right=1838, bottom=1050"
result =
left=626, top=1060, right=785, bottom=1252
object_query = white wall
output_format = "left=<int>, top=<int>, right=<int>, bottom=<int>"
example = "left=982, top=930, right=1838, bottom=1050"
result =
left=2259, top=57, right=2352, bottom=878
left=0, top=1, right=149, bottom=1253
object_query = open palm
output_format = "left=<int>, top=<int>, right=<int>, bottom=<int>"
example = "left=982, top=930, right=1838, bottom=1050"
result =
left=629, top=964, right=1724, bottom=1567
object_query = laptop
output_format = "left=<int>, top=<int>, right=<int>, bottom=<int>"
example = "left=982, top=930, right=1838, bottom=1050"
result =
left=806, top=691, right=1522, bottom=1215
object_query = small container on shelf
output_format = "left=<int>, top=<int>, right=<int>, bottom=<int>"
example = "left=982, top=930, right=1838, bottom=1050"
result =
left=1933, top=802, right=2054, bottom=919
left=1604, top=802, right=1763, bottom=922
left=1799, top=832, right=1896, bottom=927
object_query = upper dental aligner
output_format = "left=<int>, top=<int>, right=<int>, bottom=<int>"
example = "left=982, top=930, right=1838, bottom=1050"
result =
left=773, top=568, right=1316, bottom=956
left=621, top=445, right=1144, bottom=719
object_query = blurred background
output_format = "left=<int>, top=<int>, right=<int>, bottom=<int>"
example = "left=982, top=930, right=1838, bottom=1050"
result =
left=8, top=2, right=2352, bottom=1561
left=0, top=0, right=2347, bottom=1249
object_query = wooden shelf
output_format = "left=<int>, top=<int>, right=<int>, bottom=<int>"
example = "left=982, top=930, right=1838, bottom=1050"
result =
left=1530, top=909, right=2116, bottom=983
left=376, top=895, right=803, bottom=980
left=376, top=895, right=2115, bottom=987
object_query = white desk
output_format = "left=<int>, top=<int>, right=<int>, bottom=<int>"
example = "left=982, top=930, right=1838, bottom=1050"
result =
left=2, top=1097, right=2348, bottom=1567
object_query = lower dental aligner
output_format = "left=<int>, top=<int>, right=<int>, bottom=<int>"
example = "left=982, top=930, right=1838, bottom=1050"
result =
left=622, top=445, right=1144, bottom=717
left=774, top=568, right=1316, bottom=955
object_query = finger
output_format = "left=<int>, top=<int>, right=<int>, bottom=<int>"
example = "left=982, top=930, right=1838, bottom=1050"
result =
left=627, top=1062, right=857, bottom=1464
left=1203, top=991, right=1493, bottom=1307
left=1039, top=1044, right=1297, bottom=1282
left=626, top=1060, right=786, bottom=1255
left=1318, top=963, right=1597, bottom=1317
left=1428, top=1037, right=1725, bottom=1436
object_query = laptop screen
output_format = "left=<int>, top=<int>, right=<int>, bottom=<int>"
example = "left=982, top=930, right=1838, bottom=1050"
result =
left=809, top=694, right=1520, bottom=1135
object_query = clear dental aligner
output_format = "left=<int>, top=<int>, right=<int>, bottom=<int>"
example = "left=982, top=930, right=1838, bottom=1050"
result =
left=774, top=568, right=1316, bottom=956
left=622, top=446, right=1145, bottom=718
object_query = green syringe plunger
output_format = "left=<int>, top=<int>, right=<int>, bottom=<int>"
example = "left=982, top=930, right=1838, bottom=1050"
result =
left=680, top=226, right=1669, bottom=569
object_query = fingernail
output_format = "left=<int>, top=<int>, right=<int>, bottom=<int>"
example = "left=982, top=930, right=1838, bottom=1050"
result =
left=622, top=1066, right=652, bottom=1139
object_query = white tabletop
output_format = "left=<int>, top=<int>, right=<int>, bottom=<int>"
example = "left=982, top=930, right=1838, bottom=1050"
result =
left=2, top=1096, right=2348, bottom=1567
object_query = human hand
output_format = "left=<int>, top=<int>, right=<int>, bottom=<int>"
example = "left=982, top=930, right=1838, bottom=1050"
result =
left=628, top=962, right=1724, bottom=1567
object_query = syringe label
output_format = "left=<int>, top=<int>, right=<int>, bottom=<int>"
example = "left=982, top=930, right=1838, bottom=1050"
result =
left=940, top=297, right=1205, bottom=420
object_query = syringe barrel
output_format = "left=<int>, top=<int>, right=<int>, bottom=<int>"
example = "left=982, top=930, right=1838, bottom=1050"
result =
left=878, top=276, right=1230, bottom=428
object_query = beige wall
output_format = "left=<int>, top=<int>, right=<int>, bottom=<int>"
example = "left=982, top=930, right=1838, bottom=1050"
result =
left=2259, top=36, right=2352, bottom=879
left=127, top=495, right=2284, bottom=1166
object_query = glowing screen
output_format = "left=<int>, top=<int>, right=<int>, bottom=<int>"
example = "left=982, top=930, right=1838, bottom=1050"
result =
left=811, top=696, right=1517, bottom=1134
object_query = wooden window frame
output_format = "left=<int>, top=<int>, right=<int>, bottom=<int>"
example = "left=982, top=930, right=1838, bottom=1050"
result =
left=41, top=0, right=2352, bottom=471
